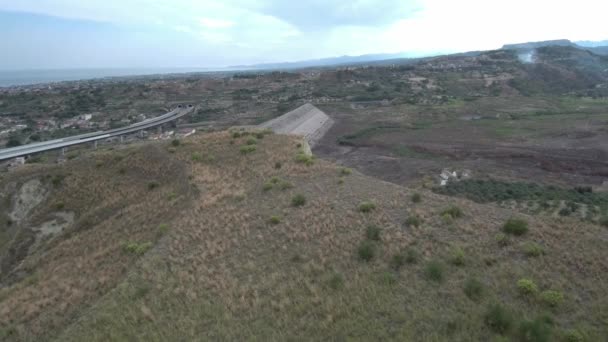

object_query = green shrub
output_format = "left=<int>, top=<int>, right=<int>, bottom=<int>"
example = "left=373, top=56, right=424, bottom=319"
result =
left=441, top=206, right=463, bottom=219
left=357, top=241, right=376, bottom=262
left=270, top=177, right=280, bottom=184
left=441, top=213, right=454, bottom=225
left=541, top=290, right=564, bottom=307
left=262, top=182, right=273, bottom=192
left=425, top=260, right=445, bottom=282
left=157, top=224, right=170, bottom=236
left=240, top=145, right=256, bottom=154
left=274, top=161, right=282, bottom=169
left=405, top=215, right=422, bottom=227
left=358, top=201, right=376, bottom=213
left=246, top=137, right=258, bottom=145
left=55, top=202, right=65, bottom=210
left=517, top=278, right=538, bottom=296
left=405, top=248, right=418, bottom=264
left=365, top=225, right=381, bottom=241
left=484, top=303, right=513, bottom=335
left=118, top=167, right=126, bottom=175
left=123, top=241, right=153, bottom=255
left=291, top=194, right=306, bottom=207
left=464, top=277, right=484, bottom=301
left=269, top=216, right=281, bottom=225
left=171, top=139, right=180, bottom=147
left=495, top=233, right=510, bottom=247
left=390, top=253, right=406, bottom=270
left=450, top=247, right=465, bottom=266
left=191, top=153, right=202, bottom=162
left=411, top=193, right=422, bottom=203
left=278, top=181, right=294, bottom=190
left=147, top=182, right=159, bottom=190
left=328, top=273, right=344, bottom=290
left=255, top=132, right=265, bottom=139
left=503, top=218, right=529, bottom=236
left=232, top=131, right=241, bottom=138
left=523, top=242, right=545, bottom=257
left=51, top=174, right=65, bottom=187
left=340, top=167, right=352, bottom=176
left=599, top=216, right=608, bottom=227
left=379, top=271, right=397, bottom=286
left=295, top=153, right=314, bottom=166
left=563, top=329, right=584, bottom=342
left=517, top=317, right=553, bottom=342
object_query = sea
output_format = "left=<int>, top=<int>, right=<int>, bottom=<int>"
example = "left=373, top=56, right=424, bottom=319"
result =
left=0, top=68, right=217, bottom=88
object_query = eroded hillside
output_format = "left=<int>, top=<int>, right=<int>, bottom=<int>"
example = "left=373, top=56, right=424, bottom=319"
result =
left=0, top=131, right=606, bottom=341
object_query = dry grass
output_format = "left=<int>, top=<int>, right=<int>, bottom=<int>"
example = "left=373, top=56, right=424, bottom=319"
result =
left=0, top=131, right=607, bottom=341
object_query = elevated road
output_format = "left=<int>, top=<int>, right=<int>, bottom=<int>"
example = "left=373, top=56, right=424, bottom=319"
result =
left=0, top=106, right=194, bottom=161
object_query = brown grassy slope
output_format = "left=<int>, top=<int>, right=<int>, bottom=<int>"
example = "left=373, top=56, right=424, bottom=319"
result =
left=0, top=144, right=195, bottom=340
left=42, top=131, right=608, bottom=341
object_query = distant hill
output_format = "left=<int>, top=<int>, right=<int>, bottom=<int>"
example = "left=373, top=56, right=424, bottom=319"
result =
left=576, top=40, right=608, bottom=47
left=502, top=39, right=576, bottom=50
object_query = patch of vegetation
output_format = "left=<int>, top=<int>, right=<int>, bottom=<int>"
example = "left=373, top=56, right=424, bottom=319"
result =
left=496, top=233, right=510, bottom=247
left=269, top=216, right=281, bottom=225
left=340, top=167, right=352, bottom=176
left=274, top=161, right=282, bottom=169
left=425, top=260, right=445, bottom=283
left=484, top=303, right=514, bottom=335
left=291, top=194, right=306, bottom=207
left=405, top=215, right=422, bottom=227
left=157, top=224, right=169, bottom=237
left=358, top=201, right=376, bottom=213
left=365, top=225, right=381, bottom=241
left=464, top=277, right=484, bottom=301
left=246, top=137, right=258, bottom=145
left=503, top=218, right=529, bottom=236
left=517, top=316, right=553, bottom=342
left=357, top=240, right=376, bottom=262
left=450, top=247, right=465, bottom=266
left=262, top=182, right=274, bottom=192
left=171, top=139, right=180, bottom=147
left=562, top=329, right=584, bottom=342
left=390, top=253, right=406, bottom=270
left=295, top=153, right=314, bottom=166
left=327, top=273, right=344, bottom=290
left=122, top=241, right=153, bottom=255
left=147, top=182, right=159, bottom=191
left=411, top=192, right=422, bottom=203
left=240, top=145, right=257, bottom=154
left=517, top=278, right=539, bottom=296
left=441, top=206, right=463, bottom=219
left=523, top=242, right=545, bottom=257
left=541, top=290, right=564, bottom=307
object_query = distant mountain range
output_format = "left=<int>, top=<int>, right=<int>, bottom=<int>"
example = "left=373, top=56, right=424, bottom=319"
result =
left=501, top=39, right=608, bottom=56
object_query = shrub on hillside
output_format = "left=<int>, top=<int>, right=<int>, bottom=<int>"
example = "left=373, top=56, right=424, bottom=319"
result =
left=523, top=242, right=545, bottom=257
left=517, top=316, right=553, bottom=342
left=246, top=138, right=258, bottom=145
left=365, top=225, right=381, bottom=241
left=425, top=260, right=445, bottom=283
left=240, top=145, right=256, bottom=154
left=390, top=253, right=406, bottom=270
left=495, top=233, right=510, bottom=247
left=147, top=182, right=159, bottom=190
left=541, top=290, right=564, bottom=307
left=269, top=216, right=281, bottom=225
left=563, top=329, right=584, bottom=342
left=441, top=206, right=463, bottom=219
left=328, top=273, right=344, bottom=290
left=484, top=303, right=513, bottom=335
left=503, top=218, right=529, bottom=236
left=340, top=167, right=352, bottom=176
left=450, top=247, right=465, bottom=266
left=295, top=153, right=314, bottom=166
left=405, top=215, right=422, bottom=227
left=171, top=139, right=180, bottom=147
left=357, top=241, right=376, bottom=262
left=358, top=201, right=376, bottom=213
left=464, top=277, right=484, bottom=301
left=411, top=193, right=422, bottom=203
left=274, top=161, right=282, bottom=169
left=291, top=194, right=306, bottom=207
left=123, top=241, right=153, bottom=255
left=600, top=216, right=608, bottom=227
left=517, top=278, right=538, bottom=296
left=405, top=248, right=418, bottom=264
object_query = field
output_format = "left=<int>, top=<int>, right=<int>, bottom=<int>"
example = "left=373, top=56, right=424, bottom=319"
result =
left=0, top=131, right=606, bottom=341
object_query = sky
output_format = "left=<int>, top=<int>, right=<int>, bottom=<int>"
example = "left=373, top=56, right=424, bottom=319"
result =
left=0, top=0, right=607, bottom=70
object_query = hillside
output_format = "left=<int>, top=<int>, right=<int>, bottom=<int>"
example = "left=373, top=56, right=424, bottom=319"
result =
left=0, top=131, right=606, bottom=341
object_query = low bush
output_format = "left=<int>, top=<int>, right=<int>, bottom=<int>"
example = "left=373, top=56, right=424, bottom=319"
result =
left=340, top=167, right=352, bottom=176
left=147, top=182, right=159, bottom=190
left=425, top=260, right=445, bottom=283
left=523, top=242, right=545, bottom=257
left=269, top=216, right=281, bottom=225
left=232, top=131, right=241, bottom=138
left=517, top=316, right=553, bottom=342
left=291, top=194, right=306, bottom=207
left=262, top=182, right=273, bottom=192
left=496, top=233, right=510, bottom=247
left=246, top=138, right=258, bottom=145
left=390, top=253, right=406, bottom=270
left=464, top=277, right=484, bottom=301
left=295, top=153, right=314, bottom=166
left=328, top=273, right=344, bottom=290
left=357, top=241, right=376, bottom=262
left=563, top=329, right=584, bottom=342
left=484, top=303, right=513, bottom=335
left=541, top=290, right=564, bottom=307
left=411, top=193, right=422, bottom=203
left=274, top=161, right=282, bottom=169
left=365, top=225, right=381, bottom=241
left=450, top=247, right=465, bottom=266
left=405, top=215, right=422, bottom=227
left=503, top=218, right=529, bottom=236
left=600, top=216, right=608, bottom=227
left=441, top=206, right=463, bottom=219
left=55, top=202, right=65, bottom=210
left=240, top=145, right=256, bottom=154
left=171, top=139, right=180, bottom=147
left=123, top=241, right=153, bottom=255
left=278, top=181, right=294, bottom=190
left=405, top=248, right=418, bottom=264
left=517, top=278, right=538, bottom=296
left=157, top=224, right=169, bottom=237
left=358, top=201, right=376, bottom=213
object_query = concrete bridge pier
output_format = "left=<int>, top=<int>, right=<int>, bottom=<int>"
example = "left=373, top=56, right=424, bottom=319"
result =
left=61, top=147, right=67, bottom=156
left=120, top=136, right=124, bottom=144
left=139, top=130, right=144, bottom=139
left=93, top=140, right=98, bottom=150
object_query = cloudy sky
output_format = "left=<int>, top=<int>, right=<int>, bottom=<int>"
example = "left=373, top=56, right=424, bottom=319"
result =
left=0, top=0, right=607, bottom=70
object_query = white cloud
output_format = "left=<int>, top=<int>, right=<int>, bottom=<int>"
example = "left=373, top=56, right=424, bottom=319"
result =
left=199, top=17, right=234, bottom=29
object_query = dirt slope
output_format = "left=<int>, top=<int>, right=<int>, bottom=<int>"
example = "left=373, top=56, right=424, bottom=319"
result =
left=0, top=131, right=606, bottom=341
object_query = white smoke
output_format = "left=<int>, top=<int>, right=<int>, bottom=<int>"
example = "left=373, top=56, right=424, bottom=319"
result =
left=517, top=50, right=536, bottom=63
